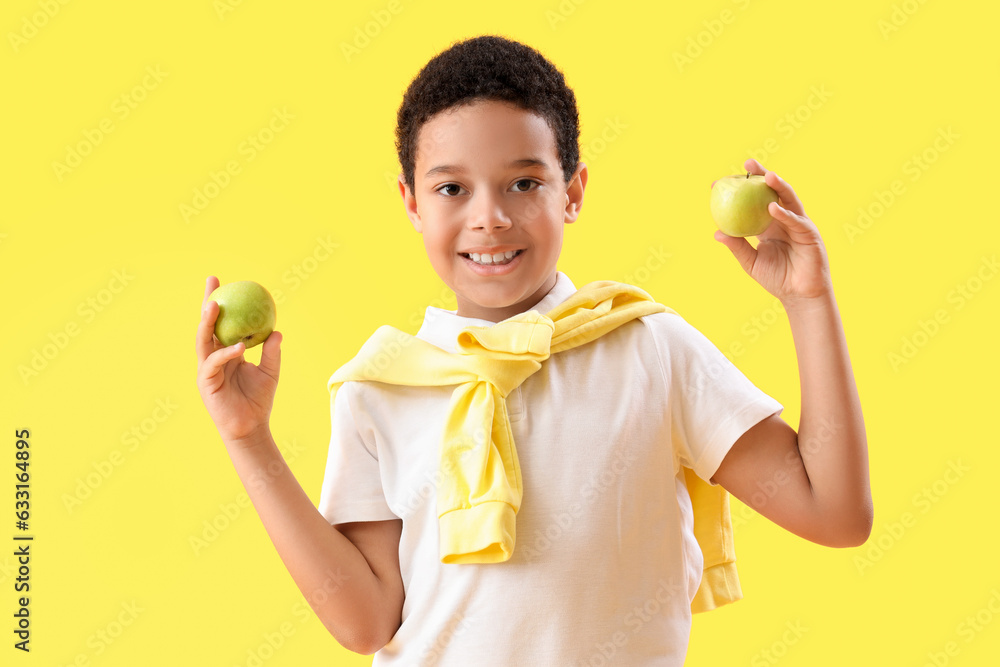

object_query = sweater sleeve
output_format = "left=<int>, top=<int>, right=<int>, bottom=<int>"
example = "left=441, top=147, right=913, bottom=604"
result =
left=645, top=312, right=784, bottom=485
left=317, top=381, right=398, bottom=525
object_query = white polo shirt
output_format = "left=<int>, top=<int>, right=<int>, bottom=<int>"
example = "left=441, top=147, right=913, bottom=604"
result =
left=318, top=271, right=783, bottom=666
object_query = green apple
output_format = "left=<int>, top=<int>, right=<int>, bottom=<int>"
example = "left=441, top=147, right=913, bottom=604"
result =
left=208, top=280, right=276, bottom=349
left=710, top=173, right=779, bottom=237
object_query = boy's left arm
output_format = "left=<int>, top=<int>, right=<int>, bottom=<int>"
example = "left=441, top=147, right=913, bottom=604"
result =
left=709, top=159, right=873, bottom=548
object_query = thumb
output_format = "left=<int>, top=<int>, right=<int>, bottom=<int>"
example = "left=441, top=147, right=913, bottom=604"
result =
left=714, top=230, right=757, bottom=276
left=258, top=331, right=282, bottom=382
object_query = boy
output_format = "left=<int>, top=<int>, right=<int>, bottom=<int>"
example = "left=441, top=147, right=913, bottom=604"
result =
left=196, top=34, right=872, bottom=665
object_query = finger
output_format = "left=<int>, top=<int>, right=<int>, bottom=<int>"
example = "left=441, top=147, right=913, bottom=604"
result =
left=257, top=331, right=282, bottom=383
left=714, top=230, right=758, bottom=275
left=198, top=341, right=245, bottom=391
left=762, top=171, right=806, bottom=217
left=744, top=158, right=767, bottom=177
left=197, top=299, right=221, bottom=363
left=767, top=201, right=819, bottom=243
left=202, top=275, right=220, bottom=309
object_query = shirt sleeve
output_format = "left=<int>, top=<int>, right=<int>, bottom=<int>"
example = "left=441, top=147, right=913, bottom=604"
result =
left=645, top=311, right=784, bottom=485
left=317, top=380, right=398, bottom=525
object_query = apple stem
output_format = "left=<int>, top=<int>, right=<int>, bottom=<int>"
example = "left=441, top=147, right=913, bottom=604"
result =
left=746, top=172, right=750, bottom=179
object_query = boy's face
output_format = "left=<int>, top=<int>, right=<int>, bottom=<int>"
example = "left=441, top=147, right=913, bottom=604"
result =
left=399, top=99, right=587, bottom=323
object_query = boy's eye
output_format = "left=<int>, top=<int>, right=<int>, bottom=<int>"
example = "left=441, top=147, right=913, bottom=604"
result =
left=512, top=179, right=537, bottom=192
left=437, top=183, right=464, bottom=196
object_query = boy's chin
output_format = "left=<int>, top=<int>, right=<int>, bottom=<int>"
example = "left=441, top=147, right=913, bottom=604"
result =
left=454, top=289, right=547, bottom=322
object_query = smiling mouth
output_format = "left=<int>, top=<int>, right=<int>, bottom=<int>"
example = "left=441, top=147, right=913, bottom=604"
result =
left=459, top=249, right=524, bottom=266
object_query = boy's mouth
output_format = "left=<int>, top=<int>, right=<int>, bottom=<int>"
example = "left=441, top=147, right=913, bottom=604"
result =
left=459, top=249, right=524, bottom=266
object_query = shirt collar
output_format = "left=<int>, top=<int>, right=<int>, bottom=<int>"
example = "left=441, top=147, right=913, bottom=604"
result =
left=416, top=271, right=578, bottom=353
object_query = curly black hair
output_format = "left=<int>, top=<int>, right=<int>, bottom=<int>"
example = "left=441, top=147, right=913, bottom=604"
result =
left=395, top=34, right=580, bottom=195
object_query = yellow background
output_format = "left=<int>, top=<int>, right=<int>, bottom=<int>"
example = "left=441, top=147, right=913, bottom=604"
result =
left=3, top=0, right=997, bottom=664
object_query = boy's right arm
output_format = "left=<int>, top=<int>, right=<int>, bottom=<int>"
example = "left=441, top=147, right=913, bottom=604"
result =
left=196, top=276, right=404, bottom=655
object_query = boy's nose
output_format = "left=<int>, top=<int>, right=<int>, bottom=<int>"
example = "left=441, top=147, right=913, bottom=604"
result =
left=466, top=192, right=513, bottom=232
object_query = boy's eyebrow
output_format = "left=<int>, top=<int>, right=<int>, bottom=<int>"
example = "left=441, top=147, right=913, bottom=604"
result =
left=508, top=158, right=550, bottom=170
left=424, top=164, right=462, bottom=178
left=424, top=158, right=551, bottom=179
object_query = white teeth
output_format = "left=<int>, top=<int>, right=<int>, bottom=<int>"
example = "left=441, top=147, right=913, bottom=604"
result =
left=468, top=250, right=519, bottom=265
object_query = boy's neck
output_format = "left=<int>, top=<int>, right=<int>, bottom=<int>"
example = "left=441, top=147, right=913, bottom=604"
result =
left=454, top=272, right=559, bottom=323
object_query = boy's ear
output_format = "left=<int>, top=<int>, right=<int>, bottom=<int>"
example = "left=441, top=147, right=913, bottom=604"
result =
left=563, top=162, right=588, bottom=224
left=398, top=174, right=422, bottom=232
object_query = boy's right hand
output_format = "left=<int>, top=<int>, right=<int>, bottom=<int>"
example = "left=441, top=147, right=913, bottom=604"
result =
left=196, top=276, right=282, bottom=446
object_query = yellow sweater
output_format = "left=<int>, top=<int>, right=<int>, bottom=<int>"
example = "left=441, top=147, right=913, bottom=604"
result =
left=328, top=280, right=742, bottom=613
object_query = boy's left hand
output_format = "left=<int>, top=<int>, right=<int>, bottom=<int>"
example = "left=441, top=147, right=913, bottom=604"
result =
left=713, top=159, right=833, bottom=309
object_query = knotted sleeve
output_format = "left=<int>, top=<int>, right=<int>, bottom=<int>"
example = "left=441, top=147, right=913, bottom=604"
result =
left=327, top=323, right=544, bottom=565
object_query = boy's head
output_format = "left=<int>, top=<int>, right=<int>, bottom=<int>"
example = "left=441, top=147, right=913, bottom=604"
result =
left=395, top=35, right=588, bottom=323
left=395, top=34, right=581, bottom=194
